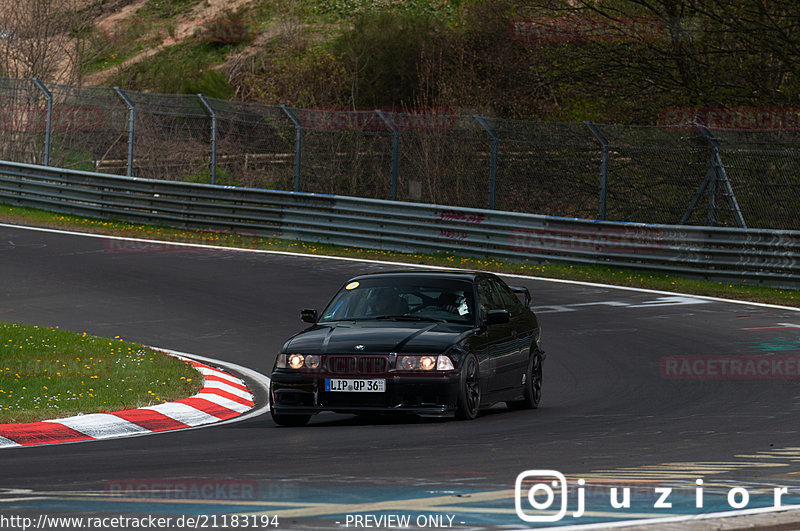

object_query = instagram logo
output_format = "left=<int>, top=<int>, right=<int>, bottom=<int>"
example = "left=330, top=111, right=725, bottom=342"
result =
left=514, top=470, right=793, bottom=523
left=514, top=470, right=568, bottom=522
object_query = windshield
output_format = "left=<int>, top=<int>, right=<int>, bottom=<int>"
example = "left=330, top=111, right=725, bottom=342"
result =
left=319, top=277, right=475, bottom=324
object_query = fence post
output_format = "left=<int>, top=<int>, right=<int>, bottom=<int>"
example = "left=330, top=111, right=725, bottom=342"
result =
left=584, top=121, right=609, bottom=220
left=113, top=87, right=135, bottom=177
left=197, top=94, right=217, bottom=185
left=700, top=127, right=746, bottom=228
left=280, top=104, right=303, bottom=192
left=682, top=126, right=746, bottom=228
left=473, top=114, right=498, bottom=210
left=31, top=78, right=52, bottom=166
left=375, top=110, right=399, bottom=201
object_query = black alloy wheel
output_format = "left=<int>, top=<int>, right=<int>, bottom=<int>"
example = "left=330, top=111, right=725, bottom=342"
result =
left=508, top=353, right=542, bottom=410
left=456, top=354, right=481, bottom=420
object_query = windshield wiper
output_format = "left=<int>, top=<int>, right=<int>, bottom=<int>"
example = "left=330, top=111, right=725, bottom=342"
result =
left=373, top=315, right=447, bottom=323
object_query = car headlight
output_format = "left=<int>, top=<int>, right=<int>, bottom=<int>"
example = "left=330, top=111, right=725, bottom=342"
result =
left=396, top=355, right=454, bottom=372
left=288, top=353, right=305, bottom=369
left=398, top=355, right=416, bottom=371
left=277, top=353, right=322, bottom=370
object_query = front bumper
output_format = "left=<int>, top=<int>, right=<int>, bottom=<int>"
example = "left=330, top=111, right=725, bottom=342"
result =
left=270, top=371, right=461, bottom=417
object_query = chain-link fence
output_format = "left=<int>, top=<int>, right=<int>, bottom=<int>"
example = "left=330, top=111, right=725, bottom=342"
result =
left=0, top=78, right=47, bottom=165
left=1, top=77, right=798, bottom=230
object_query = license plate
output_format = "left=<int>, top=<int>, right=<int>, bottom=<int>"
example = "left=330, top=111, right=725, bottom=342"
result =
left=325, top=378, right=386, bottom=392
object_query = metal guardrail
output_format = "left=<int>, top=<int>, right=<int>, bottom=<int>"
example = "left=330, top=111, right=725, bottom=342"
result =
left=0, top=160, right=797, bottom=287
left=3, top=77, right=800, bottom=231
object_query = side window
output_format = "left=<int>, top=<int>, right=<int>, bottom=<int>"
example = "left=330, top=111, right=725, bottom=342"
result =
left=490, top=279, right=524, bottom=316
left=476, top=278, right=496, bottom=319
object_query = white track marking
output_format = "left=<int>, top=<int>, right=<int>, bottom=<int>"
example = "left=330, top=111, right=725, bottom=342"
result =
left=0, top=349, right=271, bottom=449
left=2, top=222, right=799, bottom=528
left=1, top=222, right=797, bottom=312
left=153, top=348, right=272, bottom=422
left=199, top=380, right=253, bottom=401
left=140, top=402, right=221, bottom=426
left=195, top=369, right=242, bottom=385
left=535, top=503, right=800, bottom=530
left=0, top=436, right=21, bottom=448
left=535, top=296, right=713, bottom=313
left=45, top=414, right=150, bottom=439
left=194, top=392, right=252, bottom=413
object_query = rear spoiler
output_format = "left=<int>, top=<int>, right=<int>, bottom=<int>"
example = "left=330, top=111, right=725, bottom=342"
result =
left=509, top=285, right=531, bottom=308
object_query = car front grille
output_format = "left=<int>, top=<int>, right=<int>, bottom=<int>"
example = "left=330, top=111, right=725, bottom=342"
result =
left=324, top=355, right=389, bottom=376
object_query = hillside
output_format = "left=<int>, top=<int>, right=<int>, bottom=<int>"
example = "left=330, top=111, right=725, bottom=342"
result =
left=2, top=0, right=799, bottom=124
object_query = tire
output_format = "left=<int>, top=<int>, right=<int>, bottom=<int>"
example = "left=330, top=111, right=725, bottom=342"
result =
left=456, top=354, right=481, bottom=420
left=269, top=391, right=311, bottom=426
left=508, top=353, right=542, bottom=410
left=270, top=407, right=311, bottom=427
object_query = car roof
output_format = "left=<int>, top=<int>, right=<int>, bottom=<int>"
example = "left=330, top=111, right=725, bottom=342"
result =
left=347, top=269, right=486, bottom=282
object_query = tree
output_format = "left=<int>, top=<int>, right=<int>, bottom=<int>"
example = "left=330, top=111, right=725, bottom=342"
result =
left=0, top=0, right=90, bottom=83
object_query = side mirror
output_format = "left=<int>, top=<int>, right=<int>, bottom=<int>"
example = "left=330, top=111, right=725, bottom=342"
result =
left=301, top=308, right=318, bottom=323
left=486, top=309, right=510, bottom=325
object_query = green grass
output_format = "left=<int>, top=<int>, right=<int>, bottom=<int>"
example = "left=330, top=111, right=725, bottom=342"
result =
left=299, top=0, right=463, bottom=25
left=1, top=203, right=797, bottom=307
left=82, top=19, right=166, bottom=76
left=0, top=322, right=202, bottom=424
left=109, top=39, right=241, bottom=96
left=83, top=39, right=153, bottom=75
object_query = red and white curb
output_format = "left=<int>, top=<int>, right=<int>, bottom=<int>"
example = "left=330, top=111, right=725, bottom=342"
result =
left=0, top=354, right=256, bottom=448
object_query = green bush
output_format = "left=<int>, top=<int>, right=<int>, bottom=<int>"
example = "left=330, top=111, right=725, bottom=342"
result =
left=186, top=165, right=236, bottom=186
left=330, top=9, right=450, bottom=107
left=184, top=70, right=235, bottom=99
left=110, top=42, right=236, bottom=96
left=194, top=11, right=258, bottom=45
left=235, top=44, right=348, bottom=107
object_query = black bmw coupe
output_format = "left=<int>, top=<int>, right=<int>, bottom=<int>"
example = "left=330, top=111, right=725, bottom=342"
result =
left=269, top=270, right=544, bottom=426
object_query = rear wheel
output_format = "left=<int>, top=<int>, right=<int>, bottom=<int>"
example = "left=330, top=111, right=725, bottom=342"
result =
left=456, top=354, right=481, bottom=420
left=507, top=353, right=542, bottom=410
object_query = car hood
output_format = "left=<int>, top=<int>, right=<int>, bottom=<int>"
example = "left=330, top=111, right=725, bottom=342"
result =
left=284, top=321, right=472, bottom=354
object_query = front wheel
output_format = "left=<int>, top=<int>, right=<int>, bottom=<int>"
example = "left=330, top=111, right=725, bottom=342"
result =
left=507, top=353, right=542, bottom=410
left=269, top=391, right=311, bottom=426
left=270, top=408, right=311, bottom=427
left=456, top=354, right=481, bottom=420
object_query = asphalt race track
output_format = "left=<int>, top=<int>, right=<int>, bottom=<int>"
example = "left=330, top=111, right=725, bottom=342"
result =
left=1, top=223, right=800, bottom=530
